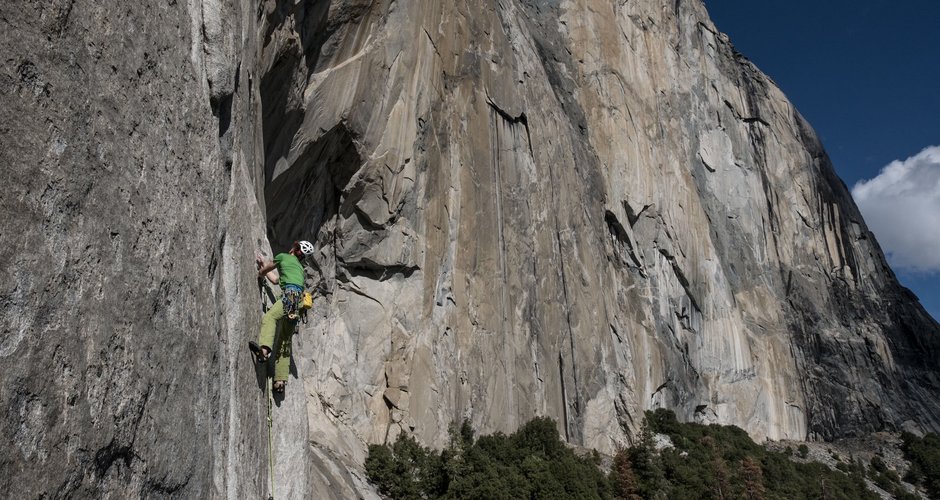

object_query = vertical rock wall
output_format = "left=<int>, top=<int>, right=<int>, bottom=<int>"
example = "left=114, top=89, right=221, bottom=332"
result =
left=0, top=0, right=274, bottom=497
left=260, top=1, right=940, bottom=486
left=2, top=0, right=938, bottom=498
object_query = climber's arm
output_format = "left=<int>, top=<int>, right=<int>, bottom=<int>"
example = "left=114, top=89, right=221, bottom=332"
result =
left=256, top=257, right=280, bottom=284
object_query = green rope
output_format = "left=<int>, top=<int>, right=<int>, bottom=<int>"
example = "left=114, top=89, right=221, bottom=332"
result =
left=258, top=273, right=277, bottom=500
left=267, top=376, right=275, bottom=500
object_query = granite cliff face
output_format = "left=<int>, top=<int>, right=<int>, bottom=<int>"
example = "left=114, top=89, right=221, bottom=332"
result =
left=2, top=0, right=938, bottom=498
left=1, top=0, right=269, bottom=497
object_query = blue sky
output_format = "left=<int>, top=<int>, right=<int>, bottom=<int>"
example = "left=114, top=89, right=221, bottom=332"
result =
left=705, top=0, right=940, bottom=321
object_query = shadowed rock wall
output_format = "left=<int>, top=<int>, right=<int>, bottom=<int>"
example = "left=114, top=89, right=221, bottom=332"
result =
left=0, top=0, right=272, bottom=497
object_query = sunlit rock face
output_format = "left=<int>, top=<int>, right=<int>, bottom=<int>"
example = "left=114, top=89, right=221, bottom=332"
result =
left=283, top=0, right=939, bottom=450
left=2, top=0, right=938, bottom=497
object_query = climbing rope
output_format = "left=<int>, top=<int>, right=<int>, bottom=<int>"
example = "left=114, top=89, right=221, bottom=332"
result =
left=267, top=376, right=276, bottom=500
left=258, top=275, right=276, bottom=500
left=259, top=277, right=274, bottom=313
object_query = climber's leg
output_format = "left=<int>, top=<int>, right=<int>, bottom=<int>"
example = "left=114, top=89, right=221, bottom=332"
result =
left=273, top=320, right=295, bottom=383
left=259, top=299, right=285, bottom=355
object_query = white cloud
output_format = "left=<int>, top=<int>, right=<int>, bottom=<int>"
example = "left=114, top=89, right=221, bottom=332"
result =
left=851, top=146, right=940, bottom=272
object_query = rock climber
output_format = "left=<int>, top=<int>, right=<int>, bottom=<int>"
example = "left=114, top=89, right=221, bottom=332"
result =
left=249, top=240, right=314, bottom=393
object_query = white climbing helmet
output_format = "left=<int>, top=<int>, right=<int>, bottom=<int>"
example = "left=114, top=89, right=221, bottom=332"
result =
left=298, top=240, right=315, bottom=257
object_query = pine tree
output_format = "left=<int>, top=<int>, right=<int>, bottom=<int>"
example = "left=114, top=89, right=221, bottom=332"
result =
left=741, top=456, right=766, bottom=500
left=612, top=448, right=643, bottom=500
left=629, top=423, right=666, bottom=499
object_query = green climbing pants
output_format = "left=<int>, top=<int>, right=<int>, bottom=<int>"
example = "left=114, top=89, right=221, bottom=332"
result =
left=258, top=298, right=296, bottom=382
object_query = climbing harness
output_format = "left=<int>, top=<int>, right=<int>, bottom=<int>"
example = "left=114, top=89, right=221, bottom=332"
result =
left=282, top=284, right=303, bottom=320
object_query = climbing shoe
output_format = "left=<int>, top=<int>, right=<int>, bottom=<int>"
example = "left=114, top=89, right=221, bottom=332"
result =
left=248, top=341, right=270, bottom=363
